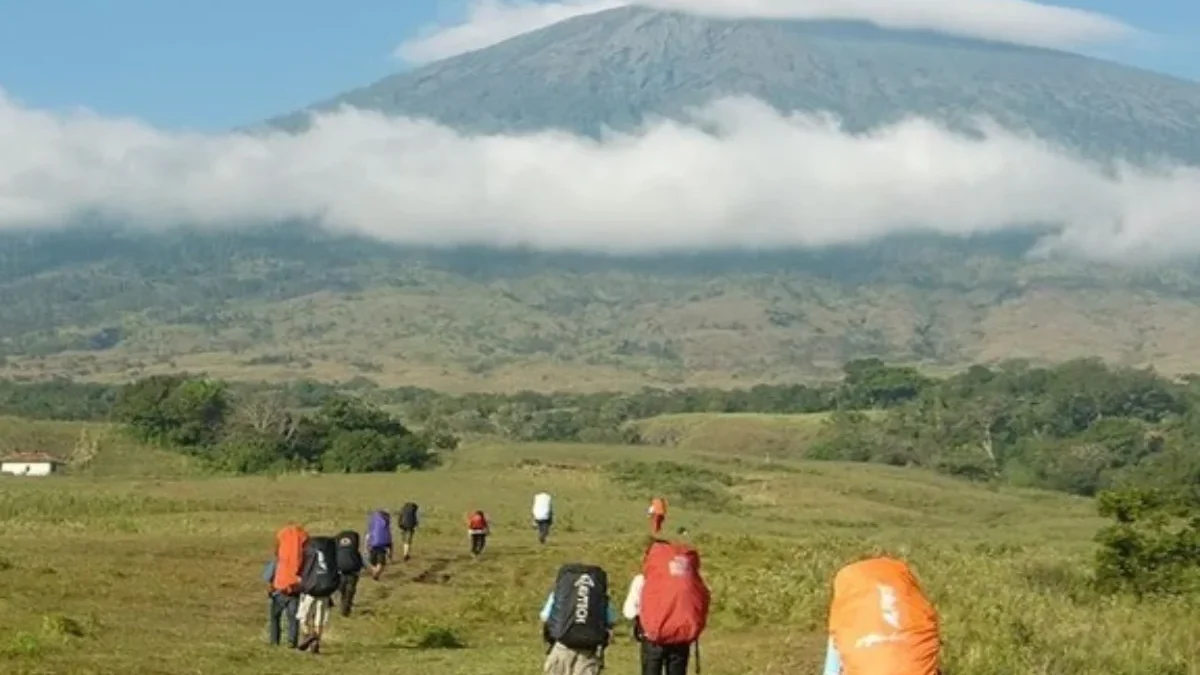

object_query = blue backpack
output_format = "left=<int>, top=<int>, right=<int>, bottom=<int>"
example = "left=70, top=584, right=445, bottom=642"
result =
left=367, top=510, right=392, bottom=547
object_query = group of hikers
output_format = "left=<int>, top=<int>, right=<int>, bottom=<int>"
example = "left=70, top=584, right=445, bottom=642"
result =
left=262, top=493, right=943, bottom=674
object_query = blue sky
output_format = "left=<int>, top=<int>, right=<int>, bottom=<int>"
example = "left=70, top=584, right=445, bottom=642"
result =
left=0, top=0, right=1197, bottom=131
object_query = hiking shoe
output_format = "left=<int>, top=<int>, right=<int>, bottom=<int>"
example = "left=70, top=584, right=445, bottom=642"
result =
left=297, top=635, right=316, bottom=652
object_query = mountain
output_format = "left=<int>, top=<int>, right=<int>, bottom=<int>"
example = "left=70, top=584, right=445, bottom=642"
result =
left=267, top=7, right=1200, bottom=165
left=11, top=9, right=1200, bottom=392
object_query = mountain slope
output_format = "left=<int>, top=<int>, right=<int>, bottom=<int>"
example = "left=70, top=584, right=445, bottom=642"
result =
left=8, top=228, right=1200, bottom=391
left=267, top=7, right=1200, bottom=165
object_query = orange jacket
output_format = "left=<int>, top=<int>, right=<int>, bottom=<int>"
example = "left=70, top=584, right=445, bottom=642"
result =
left=649, top=497, right=667, bottom=517
left=828, top=557, right=940, bottom=675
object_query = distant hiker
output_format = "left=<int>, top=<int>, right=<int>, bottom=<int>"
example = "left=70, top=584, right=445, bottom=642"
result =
left=365, top=509, right=393, bottom=580
left=333, top=529, right=364, bottom=617
left=647, top=497, right=668, bottom=536
left=540, top=563, right=618, bottom=675
left=822, top=556, right=941, bottom=675
left=467, top=510, right=490, bottom=557
left=636, top=538, right=711, bottom=675
left=296, top=534, right=341, bottom=654
left=266, top=524, right=308, bottom=648
left=532, top=492, right=554, bottom=544
left=397, top=502, right=419, bottom=561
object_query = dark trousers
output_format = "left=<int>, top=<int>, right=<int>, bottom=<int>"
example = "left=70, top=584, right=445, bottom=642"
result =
left=338, top=573, right=359, bottom=617
left=268, top=592, right=300, bottom=647
left=641, top=641, right=691, bottom=675
left=470, top=533, right=487, bottom=555
left=535, top=519, right=552, bottom=544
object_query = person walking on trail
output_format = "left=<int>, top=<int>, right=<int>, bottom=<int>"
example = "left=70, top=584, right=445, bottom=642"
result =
left=296, top=535, right=341, bottom=654
left=333, top=529, right=364, bottom=617
left=821, top=556, right=941, bottom=675
left=397, top=502, right=419, bottom=561
left=635, top=538, right=711, bottom=675
left=467, top=510, right=490, bottom=558
left=647, top=497, right=668, bottom=536
left=540, top=563, right=618, bottom=675
left=532, top=492, right=554, bottom=545
left=266, top=524, right=307, bottom=648
left=365, top=509, right=393, bottom=580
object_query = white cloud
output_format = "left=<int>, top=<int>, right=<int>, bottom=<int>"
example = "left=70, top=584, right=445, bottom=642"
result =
left=395, top=0, right=1135, bottom=64
left=2, top=89, right=1198, bottom=263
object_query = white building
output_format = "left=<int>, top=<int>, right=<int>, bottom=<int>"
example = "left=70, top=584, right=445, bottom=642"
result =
left=1, top=452, right=64, bottom=477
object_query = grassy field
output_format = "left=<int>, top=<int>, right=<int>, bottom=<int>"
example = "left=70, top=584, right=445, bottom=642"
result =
left=1, top=416, right=1197, bottom=675
left=631, top=412, right=887, bottom=460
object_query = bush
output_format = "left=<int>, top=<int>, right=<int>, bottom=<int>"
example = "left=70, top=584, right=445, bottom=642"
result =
left=1093, top=487, right=1200, bottom=597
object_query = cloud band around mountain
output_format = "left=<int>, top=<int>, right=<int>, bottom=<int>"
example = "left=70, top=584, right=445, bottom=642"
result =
left=1, top=89, right=1197, bottom=263
left=395, top=0, right=1135, bottom=64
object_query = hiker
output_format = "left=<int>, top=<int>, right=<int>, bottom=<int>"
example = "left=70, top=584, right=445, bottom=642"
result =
left=266, top=523, right=307, bottom=648
left=467, top=509, right=490, bottom=557
left=296, top=534, right=341, bottom=654
left=635, top=538, right=711, bottom=675
left=397, top=501, right=419, bottom=561
left=365, top=509, right=393, bottom=580
left=532, top=491, right=553, bottom=544
left=821, top=556, right=941, bottom=675
left=647, top=497, right=667, bottom=535
left=540, top=563, right=618, bottom=675
left=333, top=529, right=364, bottom=617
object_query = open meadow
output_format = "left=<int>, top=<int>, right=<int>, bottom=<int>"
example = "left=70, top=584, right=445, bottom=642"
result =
left=2, top=414, right=1197, bottom=675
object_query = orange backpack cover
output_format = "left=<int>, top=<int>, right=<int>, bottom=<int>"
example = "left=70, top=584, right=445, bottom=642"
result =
left=639, top=541, right=710, bottom=645
left=828, top=557, right=940, bottom=675
left=649, top=497, right=667, bottom=516
left=272, top=524, right=309, bottom=593
left=468, top=511, right=487, bottom=530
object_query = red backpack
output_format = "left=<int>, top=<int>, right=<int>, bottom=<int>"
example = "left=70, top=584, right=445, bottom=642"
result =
left=639, top=541, right=711, bottom=646
left=468, top=511, right=487, bottom=530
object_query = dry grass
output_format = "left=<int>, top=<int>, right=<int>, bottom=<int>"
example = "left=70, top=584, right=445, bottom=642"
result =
left=0, top=417, right=1196, bottom=675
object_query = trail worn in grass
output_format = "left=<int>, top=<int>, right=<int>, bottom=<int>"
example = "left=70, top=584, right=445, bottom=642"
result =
left=0, top=434, right=1195, bottom=675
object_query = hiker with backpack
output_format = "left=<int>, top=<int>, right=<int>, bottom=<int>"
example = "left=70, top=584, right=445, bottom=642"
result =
left=539, top=563, right=618, bottom=675
left=647, top=497, right=667, bottom=536
left=821, top=556, right=941, bottom=675
left=296, top=534, right=341, bottom=654
left=634, top=538, right=710, bottom=675
left=397, top=502, right=419, bottom=561
left=266, top=524, right=307, bottom=648
left=333, top=529, right=364, bottom=617
left=365, top=509, right=393, bottom=580
left=467, top=510, right=490, bottom=557
left=532, top=492, right=553, bottom=544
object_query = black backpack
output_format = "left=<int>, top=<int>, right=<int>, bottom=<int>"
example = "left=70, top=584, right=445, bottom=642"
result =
left=546, top=564, right=610, bottom=650
left=334, top=530, right=363, bottom=574
left=399, top=502, right=419, bottom=530
left=299, top=536, right=341, bottom=598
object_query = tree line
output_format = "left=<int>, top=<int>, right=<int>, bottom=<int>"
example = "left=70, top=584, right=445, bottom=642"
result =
left=110, top=375, right=453, bottom=474
left=3, top=357, right=1200, bottom=496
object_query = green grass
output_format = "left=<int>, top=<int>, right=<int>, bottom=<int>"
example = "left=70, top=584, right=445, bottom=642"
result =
left=0, top=417, right=1196, bottom=674
left=632, top=412, right=854, bottom=460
